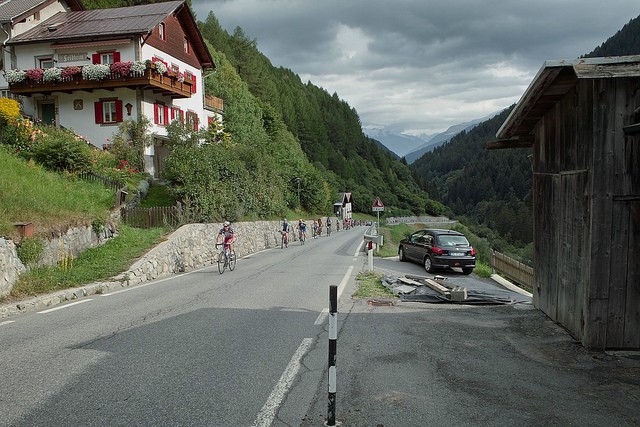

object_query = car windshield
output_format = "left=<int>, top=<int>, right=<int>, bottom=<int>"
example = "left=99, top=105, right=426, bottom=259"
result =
left=436, top=235, right=469, bottom=246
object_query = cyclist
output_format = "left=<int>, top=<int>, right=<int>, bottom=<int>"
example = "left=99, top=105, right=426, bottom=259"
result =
left=317, top=217, right=323, bottom=237
left=326, top=217, right=332, bottom=236
left=281, top=218, right=290, bottom=247
left=297, top=219, right=307, bottom=242
left=218, top=220, right=236, bottom=253
left=312, top=220, right=319, bottom=238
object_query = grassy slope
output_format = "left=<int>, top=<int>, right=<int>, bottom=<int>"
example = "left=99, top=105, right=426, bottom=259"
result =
left=0, top=149, right=114, bottom=238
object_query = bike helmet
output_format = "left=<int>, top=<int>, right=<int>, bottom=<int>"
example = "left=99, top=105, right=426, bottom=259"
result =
left=223, top=221, right=230, bottom=227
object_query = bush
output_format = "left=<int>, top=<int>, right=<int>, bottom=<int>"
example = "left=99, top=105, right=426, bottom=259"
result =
left=16, top=237, right=44, bottom=266
left=31, top=127, right=93, bottom=173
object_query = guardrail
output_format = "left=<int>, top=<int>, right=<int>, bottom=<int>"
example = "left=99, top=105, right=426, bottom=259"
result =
left=491, top=250, right=533, bottom=289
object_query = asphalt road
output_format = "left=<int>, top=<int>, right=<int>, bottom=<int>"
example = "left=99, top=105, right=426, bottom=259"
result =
left=2, top=228, right=638, bottom=426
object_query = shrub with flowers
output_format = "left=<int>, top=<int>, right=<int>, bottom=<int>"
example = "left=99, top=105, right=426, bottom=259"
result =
left=130, top=61, right=146, bottom=75
left=110, top=61, right=132, bottom=76
left=61, top=66, right=82, bottom=79
left=4, top=69, right=26, bottom=84
left=81, top=63, right=110, bottom=81
left=176, top=71, right=185, bottom=82
left=25, top=68, right=44, bottom=81
left=0, top=97, right=21, bottom=123
left=42, top=67, right=62, bottom=82
left=153, top=60, right=167, bottom=74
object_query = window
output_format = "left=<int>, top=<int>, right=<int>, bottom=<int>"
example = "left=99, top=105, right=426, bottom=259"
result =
left=94, top=99, right=123, bottom=124
left=184, top=37, right=190, bottom=54
left=154, top=102, right=169, bottom=126
left=186, top=111, right=198, bottom=130
left=38, top=57, right=54, bottom=69
left=170, top=107, right=183, bottom=124
left=159, top=23, right=166, bottom=41
left=92, top=51, right=120, bottom=65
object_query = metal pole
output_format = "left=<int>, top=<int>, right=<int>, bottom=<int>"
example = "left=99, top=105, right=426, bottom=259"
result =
left=327, top=285, right=338, bottom=426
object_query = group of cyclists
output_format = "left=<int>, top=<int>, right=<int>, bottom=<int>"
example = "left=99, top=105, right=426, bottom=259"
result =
left=278, top=217, right=339, bottom=247
left=216, top=216, right=353, bottom=258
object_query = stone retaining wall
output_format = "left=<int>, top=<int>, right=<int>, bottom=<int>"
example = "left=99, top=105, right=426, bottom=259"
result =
left=0, top=220, right=289, bottom=307
left=0, top=238, right=25, bottom=297
left=118, top=221, right=284, bottom=285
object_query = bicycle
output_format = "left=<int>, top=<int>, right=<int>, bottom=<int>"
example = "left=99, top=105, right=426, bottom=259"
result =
left=216, top=242, right=236, bottom=274
left=298, top=228, right=306, bottom=245
left=281, top=230, right=289, bottom=248
left=327, top=224, right=332, bottom=236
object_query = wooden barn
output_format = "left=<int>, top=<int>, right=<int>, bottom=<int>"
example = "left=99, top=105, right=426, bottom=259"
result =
left=488, top=56, right=640, bottom=350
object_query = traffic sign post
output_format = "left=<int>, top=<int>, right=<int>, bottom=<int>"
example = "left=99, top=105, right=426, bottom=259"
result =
left=371, top=197, right=384, bottom=228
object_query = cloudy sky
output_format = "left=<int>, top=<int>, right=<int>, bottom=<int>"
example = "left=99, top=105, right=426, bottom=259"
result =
left=191, top=0, right=639, bottom=136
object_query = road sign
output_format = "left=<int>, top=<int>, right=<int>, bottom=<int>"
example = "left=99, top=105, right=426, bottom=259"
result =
left=372, top=197, right=384, bottom=212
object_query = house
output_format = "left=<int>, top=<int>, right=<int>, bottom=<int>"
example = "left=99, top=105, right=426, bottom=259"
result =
left=334, top=192, right=353, bottom=219
left=488, top=56, right=640, bottom=350
left=0, top=0, right=85, bottom=98
left=4, top=0, right=223, bottom=177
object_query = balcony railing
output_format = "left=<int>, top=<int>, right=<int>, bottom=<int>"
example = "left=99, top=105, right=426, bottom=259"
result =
left=204, top=95, right=224, bottom=112
left=9, top=69, right=193, bottom=99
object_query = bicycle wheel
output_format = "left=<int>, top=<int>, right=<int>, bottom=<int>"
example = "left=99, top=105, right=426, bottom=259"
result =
left=217, top=250, right=226, bottom=274
left=228, top=251, right=236, bottom=271
left=281, top=234, right=284, bottom=249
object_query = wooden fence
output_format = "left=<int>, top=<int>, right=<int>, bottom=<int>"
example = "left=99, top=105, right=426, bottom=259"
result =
left=78, top=172, right=124, bottom=193
left=120, top=206, right=180, bottom=229
left=491, top=250, right=534, bottom=289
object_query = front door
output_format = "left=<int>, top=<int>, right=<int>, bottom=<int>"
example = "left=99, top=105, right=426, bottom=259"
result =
left=41, top=103, right=55, bottom=125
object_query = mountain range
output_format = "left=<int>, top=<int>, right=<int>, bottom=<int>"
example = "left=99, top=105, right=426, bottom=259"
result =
left=364, top=110, right=504, bottom=164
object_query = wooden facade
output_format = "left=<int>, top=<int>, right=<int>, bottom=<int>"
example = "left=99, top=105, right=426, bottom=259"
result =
left=488, top=56, right=640, bottom=350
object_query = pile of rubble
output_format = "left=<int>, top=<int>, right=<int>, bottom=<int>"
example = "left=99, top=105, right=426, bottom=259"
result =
left=381, top=274, right=524, bottom=305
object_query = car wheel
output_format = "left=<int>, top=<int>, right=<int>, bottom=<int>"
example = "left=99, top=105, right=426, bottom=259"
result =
left=398, top=246, right=406, bottom=261
left=424, top=256, right=436, bottom=273
left=462, top=267, right=474, bottom=275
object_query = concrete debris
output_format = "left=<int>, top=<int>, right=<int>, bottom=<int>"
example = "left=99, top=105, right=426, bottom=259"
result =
left=383, top=274, right=465, bottom=301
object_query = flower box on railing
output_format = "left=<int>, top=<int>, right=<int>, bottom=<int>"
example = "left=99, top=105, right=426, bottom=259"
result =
left=6, top=60, right=192, bottom=98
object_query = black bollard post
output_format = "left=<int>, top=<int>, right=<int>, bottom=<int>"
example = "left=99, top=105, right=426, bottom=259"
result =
left=327, top=285, right=338, bottom=426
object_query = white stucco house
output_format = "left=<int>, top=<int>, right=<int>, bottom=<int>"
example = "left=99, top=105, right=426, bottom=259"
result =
left=3, top=0, right=223, bottom=177
left=0, top=0, right=85, bottom=97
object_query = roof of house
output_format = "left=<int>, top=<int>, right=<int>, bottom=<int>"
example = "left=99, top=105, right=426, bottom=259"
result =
left=8, top=0, right=214, bottom=68
left=0, top=0, right=84, bottom=23
left=488, top=55, right=640, bottom=149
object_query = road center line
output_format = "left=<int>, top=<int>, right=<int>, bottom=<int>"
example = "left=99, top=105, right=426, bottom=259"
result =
left=38, top=299, right=92, bottom=314
left=253, top=338, right=313, bottom=427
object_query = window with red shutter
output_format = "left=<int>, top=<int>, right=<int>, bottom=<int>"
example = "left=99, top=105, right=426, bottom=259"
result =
left=115, top=100, right=123, bottom=122
left=94, top=101, right=103, bottom=123
left=191, top=74, right=196, bottom=94
left=113, top=52, right=121, bottom=62
left=163, top=105, right=169, bottom=125
left=92, top=53, right=100, bottom=64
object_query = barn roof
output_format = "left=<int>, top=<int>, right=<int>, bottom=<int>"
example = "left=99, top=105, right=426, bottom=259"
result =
left=7, top=0, right=214, bottom=68
left=488, top=55, right=640, bottom=149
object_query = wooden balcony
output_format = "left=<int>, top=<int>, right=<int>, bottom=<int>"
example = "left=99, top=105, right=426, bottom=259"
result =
left=9, top=69, right=193, bottom=99
left=204, top=94, right=224, bottom=112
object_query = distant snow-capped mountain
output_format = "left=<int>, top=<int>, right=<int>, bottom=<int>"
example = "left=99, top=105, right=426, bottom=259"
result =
left=365, top=111, right=505, bottom=164
left=363, top=127, right=433, bottom=158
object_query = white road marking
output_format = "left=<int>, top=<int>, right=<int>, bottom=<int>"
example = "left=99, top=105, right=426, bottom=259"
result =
left=253, top=338, right=314, bottom=427
left=314, top=308, right=328, bottom=325
left=338, top=266, right=354, bottom=300
left=1, top=320, right=15, bottom=326
left=38, top=299, right=92, bottom=314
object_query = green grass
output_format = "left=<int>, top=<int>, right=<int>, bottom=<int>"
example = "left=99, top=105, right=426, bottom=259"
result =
left=139, top=182, right=177, bottom=207
left=8, top=225, right=168, bottom=298
left=352, top=271, right=396, bottom=298
left=0, top=149, right=114, bottom=238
